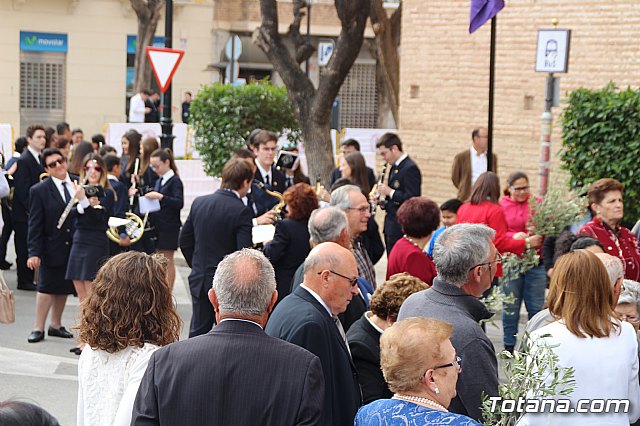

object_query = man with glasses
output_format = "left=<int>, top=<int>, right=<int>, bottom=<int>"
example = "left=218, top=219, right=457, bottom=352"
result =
left=26, top=148, right=77, bottom=343
left=398, top=223, right=499, bottom=422
left=331, top=185, right=377, bottom=290
left=451, top=127, right=499, bottom=202
left=266, top=242, right=362, bottom=425
left=12, top=124, right=46, bottom=291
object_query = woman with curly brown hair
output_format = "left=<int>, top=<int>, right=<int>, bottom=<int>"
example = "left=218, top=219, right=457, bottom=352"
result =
left=347, top=273, right=429, bottom=404
left=76, top=251, right=182, bottom=426
left=263, top=183, right=319, bottom=303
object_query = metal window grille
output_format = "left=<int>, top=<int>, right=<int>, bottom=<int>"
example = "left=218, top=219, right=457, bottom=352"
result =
left=338, top=62, right=378, bottom=128
left=20, top=59, right=65, bottom=110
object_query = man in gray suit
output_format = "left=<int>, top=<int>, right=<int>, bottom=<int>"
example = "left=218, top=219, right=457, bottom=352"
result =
left=131, top=249, right=324, bottom=426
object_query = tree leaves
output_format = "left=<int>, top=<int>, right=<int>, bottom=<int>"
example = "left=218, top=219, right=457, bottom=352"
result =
left=561, top=83, right=640, bottom=223
left=190, top=81, right=300, bottom=176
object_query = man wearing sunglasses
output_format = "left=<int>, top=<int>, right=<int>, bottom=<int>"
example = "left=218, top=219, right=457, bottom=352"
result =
left=26, top=148, right=77, bottom=344
left=267, top=242, right=362, bottom=425
left=398, top=223, right=499, bottom=422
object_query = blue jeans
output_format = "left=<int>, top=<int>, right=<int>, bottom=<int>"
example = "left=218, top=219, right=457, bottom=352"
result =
left=502, top=264, right=547, bottom=347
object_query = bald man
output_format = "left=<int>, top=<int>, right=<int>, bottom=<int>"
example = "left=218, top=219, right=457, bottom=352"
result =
left=266, top=242, right=362, bottom=425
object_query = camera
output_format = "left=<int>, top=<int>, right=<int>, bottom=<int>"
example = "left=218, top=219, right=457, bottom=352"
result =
left=83, top=184, right=105, bottom=198
left=138, top=185, right=153, bottom=196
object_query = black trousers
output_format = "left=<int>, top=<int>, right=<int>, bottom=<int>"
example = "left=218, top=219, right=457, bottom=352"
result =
left=13, top=221, right=33, bottom=288
left=189, top=282, right=215, bottom=338
left=0, top=202, right=13, bottom=260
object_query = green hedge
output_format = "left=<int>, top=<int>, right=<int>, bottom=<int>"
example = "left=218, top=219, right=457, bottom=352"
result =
left=190, top=81, right=300, bottom=176
left=561, top=82, right=640, bottom=223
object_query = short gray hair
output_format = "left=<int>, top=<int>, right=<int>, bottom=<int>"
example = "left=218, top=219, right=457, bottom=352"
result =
left=618, top=279, right=640, bottom=311
left=330, top=184, right=361, bottom=211
left=308, top=207, right=348, bottom=244
left=433, top=224, right=496, bottom=287
left=595, top=253, right=624, bottom=287
left=212, top=248, right=276, bottom=316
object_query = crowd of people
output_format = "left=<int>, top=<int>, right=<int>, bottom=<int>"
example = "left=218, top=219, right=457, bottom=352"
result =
left=3, top=125, right=640, bottom=426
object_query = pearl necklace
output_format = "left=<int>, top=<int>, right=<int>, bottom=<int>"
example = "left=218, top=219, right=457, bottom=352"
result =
left=394, top=393, right=447, bottom=412
left=403, top=235, right=427, bottom=253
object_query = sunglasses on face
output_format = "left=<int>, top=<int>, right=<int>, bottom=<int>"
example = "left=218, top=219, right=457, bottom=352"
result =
left=84, top=165, right=102, bottom=173
left=46, top=158, right=65, bottom=168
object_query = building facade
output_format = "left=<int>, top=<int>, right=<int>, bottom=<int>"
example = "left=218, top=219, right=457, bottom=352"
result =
left=398, top=0, right=640, bottom=203
left=0, top=0, right=214, bottom=136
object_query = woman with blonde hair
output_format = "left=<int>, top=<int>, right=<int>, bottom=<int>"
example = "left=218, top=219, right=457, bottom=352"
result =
left=355, top=317, right=482, bottom=425
left=519, top=250, right=640, bottom=425
left=77, top=251, right=182, bottom=426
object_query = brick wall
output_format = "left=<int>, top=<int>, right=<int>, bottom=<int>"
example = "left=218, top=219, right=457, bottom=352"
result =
left=398, top=0, right=640, bottom=204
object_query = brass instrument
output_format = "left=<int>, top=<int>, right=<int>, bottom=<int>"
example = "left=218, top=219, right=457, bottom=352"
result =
left=369, top=163, right=388, bottom=214
left=106, top=211, right=146, bottom=244
left=257, top=181, right=284, bottom=222
left=106, top=157, right=145, bottom=244
left=39, top=172, right=49, bottom=182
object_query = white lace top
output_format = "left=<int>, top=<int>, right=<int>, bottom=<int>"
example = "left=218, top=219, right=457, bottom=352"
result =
left=77, top=343, right=159, bottom=426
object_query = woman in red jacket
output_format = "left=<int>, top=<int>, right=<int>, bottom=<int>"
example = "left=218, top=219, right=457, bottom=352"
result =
left=456, top=172, right=543, bottom=276
left=579, top=178, right=640, bottom=281
left=498, top=171, right=547, bottom=353
left=386, top=197, right=440, bottom=285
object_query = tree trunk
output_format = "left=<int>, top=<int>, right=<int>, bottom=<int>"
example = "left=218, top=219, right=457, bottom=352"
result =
left=131, top=0, right=163, bottom=93
left=370, top=1, right=401, bottom=125
left=255, top=0, right=370, bottom=187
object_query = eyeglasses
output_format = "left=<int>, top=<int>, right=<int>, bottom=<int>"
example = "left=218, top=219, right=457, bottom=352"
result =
left=433, top=356, right=462, bottom=373
left=619, top=314, right=639, bottom=324
left=318, top=270, right=358, bottom=287
left=46, top=158, right=65, bottom=168
left=84, top=165, right=102, bottom=173
left=469, top=253, right=503, bottom=271
left=347, top=206, right=370, bottom=215
left=150, top=163, right=161, bottom=170
left=510, top=186, right=530, bottom=192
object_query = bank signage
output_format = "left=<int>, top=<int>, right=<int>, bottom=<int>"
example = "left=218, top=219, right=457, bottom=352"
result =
left=20, top=31, right=68, bottom=53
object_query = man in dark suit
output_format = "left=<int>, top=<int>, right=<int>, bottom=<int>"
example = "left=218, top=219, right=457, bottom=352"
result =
left=375, top=133, right=422, bottom=255
left=179, top=158, right=254, bottom=337
left=131, top=248, right=324, bottom=426
left=250, top=130, right=286, bottom=213
left=329, top=138, right=376, bottom=189
left=13, top=125, right=46, bottom=290
left=231, top=148, right=277, bottom=225
left=26, top=148, right=77, bottom=343
left=266, top=242, right=362, bottom=425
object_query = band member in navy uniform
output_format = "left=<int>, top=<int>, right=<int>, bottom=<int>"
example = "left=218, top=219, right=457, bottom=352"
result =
left=104, top=154, right=130, bottom=256
left=65, top=154, right=114, bottom=300
left=375, top=133, right=422, bottom=255
left=250, top=130, right=286, bottom=213
left=146, top=148, right=184, bottom=290
left=14, top=125, right=46, bottom=290
left=179, top=158, right=254, bottom=337
left=26, top=148, right=77, bottom=343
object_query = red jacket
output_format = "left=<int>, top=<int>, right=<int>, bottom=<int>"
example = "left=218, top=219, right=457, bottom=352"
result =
left=386, top=236, right=436, bottom=285
left=457, top=201, right=526, bottom=277
left=579, top=217, right=640, bottom=281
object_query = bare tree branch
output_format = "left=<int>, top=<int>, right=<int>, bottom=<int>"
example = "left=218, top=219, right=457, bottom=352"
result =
left=288, top=0, right=315, bottom=64
left=131, top=0, right=164, bottom=93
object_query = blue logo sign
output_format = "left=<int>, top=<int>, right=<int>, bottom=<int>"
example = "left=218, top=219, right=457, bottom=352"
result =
left=127, top=35, right=165, bottom=54
left=20, top=31, right=68, bottom=53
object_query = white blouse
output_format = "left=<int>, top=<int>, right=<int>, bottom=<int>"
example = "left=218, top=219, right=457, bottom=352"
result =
left=517, top=319, right=640, bottom=425
left=77, top=343, right=159, bottom=426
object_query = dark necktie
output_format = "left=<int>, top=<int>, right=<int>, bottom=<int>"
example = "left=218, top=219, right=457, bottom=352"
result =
left=61, top=181, right=71, bottom=203
left=265, top=174, right=270, bottom=186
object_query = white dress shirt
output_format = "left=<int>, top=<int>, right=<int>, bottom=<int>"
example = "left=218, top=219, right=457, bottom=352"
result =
left=159, top=169, right=174, bottom=186
left=128, top=93, right=146, bottom=123
left=27, top=146, right=41, bottom=165
left=470, top=146, right=487, bottom=186
left=256, top=162, right=272, bottom=185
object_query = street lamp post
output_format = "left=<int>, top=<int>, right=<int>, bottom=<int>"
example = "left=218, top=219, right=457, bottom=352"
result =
left=160, top=0, right=175, bottom=151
